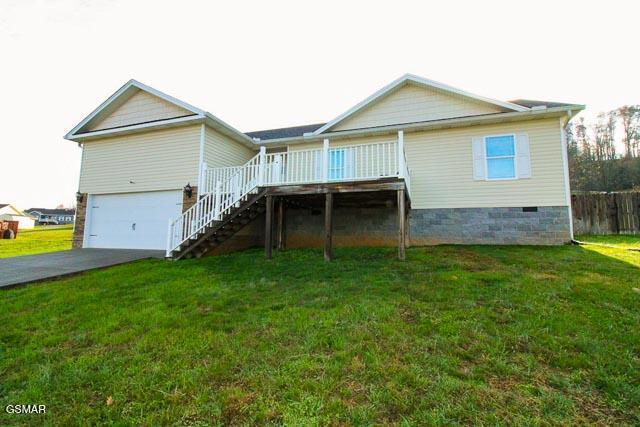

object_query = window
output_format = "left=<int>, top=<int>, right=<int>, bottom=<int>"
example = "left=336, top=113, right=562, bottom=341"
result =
left=485, top=135, right=516, bottom=179
left=328, top=149, right=345, bottom=180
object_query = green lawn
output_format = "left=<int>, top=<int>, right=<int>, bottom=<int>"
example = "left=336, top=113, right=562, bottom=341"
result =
left=0, top=225, right=73, bottom=258
left=575, top=234, right=640, bottom=249
left=1, top=243, right=639, bottom=425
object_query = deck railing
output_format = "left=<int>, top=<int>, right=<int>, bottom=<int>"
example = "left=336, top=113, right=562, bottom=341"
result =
left=167, top=136, right=410, bottom=256
left=167, top=153, right=261, bottom=256
left=262, top=141, right=400, bottom=186
left=202, top=165, right=241, bottom=195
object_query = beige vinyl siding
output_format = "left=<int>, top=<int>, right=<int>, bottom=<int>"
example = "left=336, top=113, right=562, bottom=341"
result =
left=203, top=126, right=256, bottom=168
left=287, top=118, right=566, bottom=209
left=88, top=90, right=192, bottom=131
left=405, top=118, right=566, bottom=208
left=79, top=125, right=201, bottom=194
left=332, top=83, right=504, bottom=132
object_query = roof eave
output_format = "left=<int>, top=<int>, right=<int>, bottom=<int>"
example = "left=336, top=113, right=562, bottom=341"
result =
left=258, top=105, right=584, bottom=147
left=203, top=113, right=257, bottom=148
left=65, top=115, right=206, bottom=142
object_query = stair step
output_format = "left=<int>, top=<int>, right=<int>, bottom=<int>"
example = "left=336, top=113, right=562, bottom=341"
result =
left=172, top=190, right=267, bottom=260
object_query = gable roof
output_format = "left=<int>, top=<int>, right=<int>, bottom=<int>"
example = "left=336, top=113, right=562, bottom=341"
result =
left=65, top=75, right=584, bottom=146
left=0, top=204, right=26, bottom=216
left=65, top=79, right=204, bottom=139
left=65, top=80, right=255, bottom=147
left=26, top=208, right=75, bottom=215
left=313, top=74, right=530, bottom=135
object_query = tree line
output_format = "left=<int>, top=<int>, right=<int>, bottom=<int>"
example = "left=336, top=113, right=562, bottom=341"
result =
left=566, top=105, right=640, bottom=192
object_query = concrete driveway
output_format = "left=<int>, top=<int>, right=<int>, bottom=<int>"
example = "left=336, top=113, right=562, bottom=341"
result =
left=0, top=249, right=165, bottom=289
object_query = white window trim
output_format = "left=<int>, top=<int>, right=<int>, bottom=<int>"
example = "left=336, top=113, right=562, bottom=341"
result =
left=328, top=148, right=346, bottom=180
left=484, top=133, right=518, bottom=181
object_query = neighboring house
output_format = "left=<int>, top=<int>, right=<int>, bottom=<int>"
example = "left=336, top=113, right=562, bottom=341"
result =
left=0, top=204, right=35, bottom=229
left=26, top=208, right=76, bottom=225
left=64, top=75, right=584, bottom=259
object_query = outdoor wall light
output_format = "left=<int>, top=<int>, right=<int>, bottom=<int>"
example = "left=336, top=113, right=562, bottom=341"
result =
left=184, top=183, right=193, bottom=199
left=75, top=192, right=83, bottom=203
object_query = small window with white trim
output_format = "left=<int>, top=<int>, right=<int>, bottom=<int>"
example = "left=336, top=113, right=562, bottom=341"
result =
left=328, top=149, right=345, bottom=180
left=485, top=134, right=516, bottom=180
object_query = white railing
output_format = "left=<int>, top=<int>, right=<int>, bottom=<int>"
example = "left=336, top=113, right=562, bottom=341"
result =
left=167, top=135, right=411, bottom=257
left=262, top=141, right=399, bottom=185
left=264, top=148, right=323, bottom=185
left=201, top=165, right=242, bottom=195
left=167, top=152, right=261, bottom=256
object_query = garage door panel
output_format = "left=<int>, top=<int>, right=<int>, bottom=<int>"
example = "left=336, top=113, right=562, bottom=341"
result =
left=87, top=191, right=182, bottom=250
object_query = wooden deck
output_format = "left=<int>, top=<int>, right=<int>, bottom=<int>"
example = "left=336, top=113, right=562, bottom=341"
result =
left=261, top=178, right=410, bottom=261
left=169, top=138, right=411, bottom=259
left=264, top=177, right=407, bottom=196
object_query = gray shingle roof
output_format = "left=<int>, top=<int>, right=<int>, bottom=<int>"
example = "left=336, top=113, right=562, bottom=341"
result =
left=245, top=123, right=325, bottom=141
left=26, top=208, right=75, bottom=215
left=509, top=99, right=580, bottom=109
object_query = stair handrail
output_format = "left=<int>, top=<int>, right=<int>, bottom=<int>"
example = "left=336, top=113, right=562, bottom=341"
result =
left=166, top=150, right=262, bottom=256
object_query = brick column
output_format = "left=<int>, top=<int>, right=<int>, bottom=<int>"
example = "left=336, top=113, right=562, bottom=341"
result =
left=72, top=193, right=88, bottom=248
left=182, top=186, right=198, bottom=213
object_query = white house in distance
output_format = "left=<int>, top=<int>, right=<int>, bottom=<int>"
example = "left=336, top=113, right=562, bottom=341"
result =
left=64, top=74, right=584, bottom=260
left=0, top=204, right=35, bottom=229
left=25, top=208, right=76, bottom=225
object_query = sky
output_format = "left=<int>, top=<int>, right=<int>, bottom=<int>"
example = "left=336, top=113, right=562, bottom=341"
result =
left=1, top=0, right=639, bottom=210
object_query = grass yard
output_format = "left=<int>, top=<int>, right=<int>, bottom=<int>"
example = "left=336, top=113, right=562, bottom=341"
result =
left=575, top=234, right=640, bottom=249
left=0, top=225, right=73, bottom=258
left=1, top=241, right=639, bottom=425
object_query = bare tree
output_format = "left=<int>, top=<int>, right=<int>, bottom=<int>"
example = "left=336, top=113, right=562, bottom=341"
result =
left=569, top=107, right=640, bottom=192
left=618, top=105, right=640, bottom=158
left=574, top=117, right=590, bottom=158
left=592, top=112, right=616, bottom=161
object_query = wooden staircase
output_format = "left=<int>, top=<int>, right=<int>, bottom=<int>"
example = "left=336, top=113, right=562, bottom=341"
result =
left=167, top=137, right=412, bottom=260
left=171, top=188, right=268, bottom=260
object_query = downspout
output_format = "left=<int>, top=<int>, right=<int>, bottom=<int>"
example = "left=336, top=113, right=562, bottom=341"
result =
left=560, top=110, right=574, bottom=239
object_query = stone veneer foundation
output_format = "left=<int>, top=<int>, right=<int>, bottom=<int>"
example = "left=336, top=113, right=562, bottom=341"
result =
left=283, top=206, right=571, bottom=247
left=72, top=193, right=88, bottom=249
left=409, top=206, right=571, bottom=245
left=182, top=186, right=198, bottom=213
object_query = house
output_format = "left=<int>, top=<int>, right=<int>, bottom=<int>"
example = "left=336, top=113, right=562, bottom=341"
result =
left=0, top=204, right=35, bottom=229
left=25, top=208, right=76, bottom=225
left=64, top=75, right=584, bottom=259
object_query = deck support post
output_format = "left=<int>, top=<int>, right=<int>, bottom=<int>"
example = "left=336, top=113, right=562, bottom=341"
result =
left=322, top=139, right=329, bottom=182
left=265, top=194, right=273, bottom=259
left=398, top=189, right=406, bottom=260
left=213, top=181, right=222, bottom=220
left=405, top=199, right=410, bottom=249
left=324, top=192, right=333, bottom=262
left=258, top=146, right=266, bottom=186
left=398, top=130, right=405, bottom=178
left=277, top=197, right=286, bottom=250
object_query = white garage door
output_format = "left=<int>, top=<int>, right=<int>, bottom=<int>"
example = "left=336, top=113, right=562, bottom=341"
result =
left=86, top=191, right=182, bottom=250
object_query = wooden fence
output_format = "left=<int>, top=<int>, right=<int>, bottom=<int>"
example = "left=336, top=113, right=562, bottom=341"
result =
left=572, top=192, right=640, bottom=235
